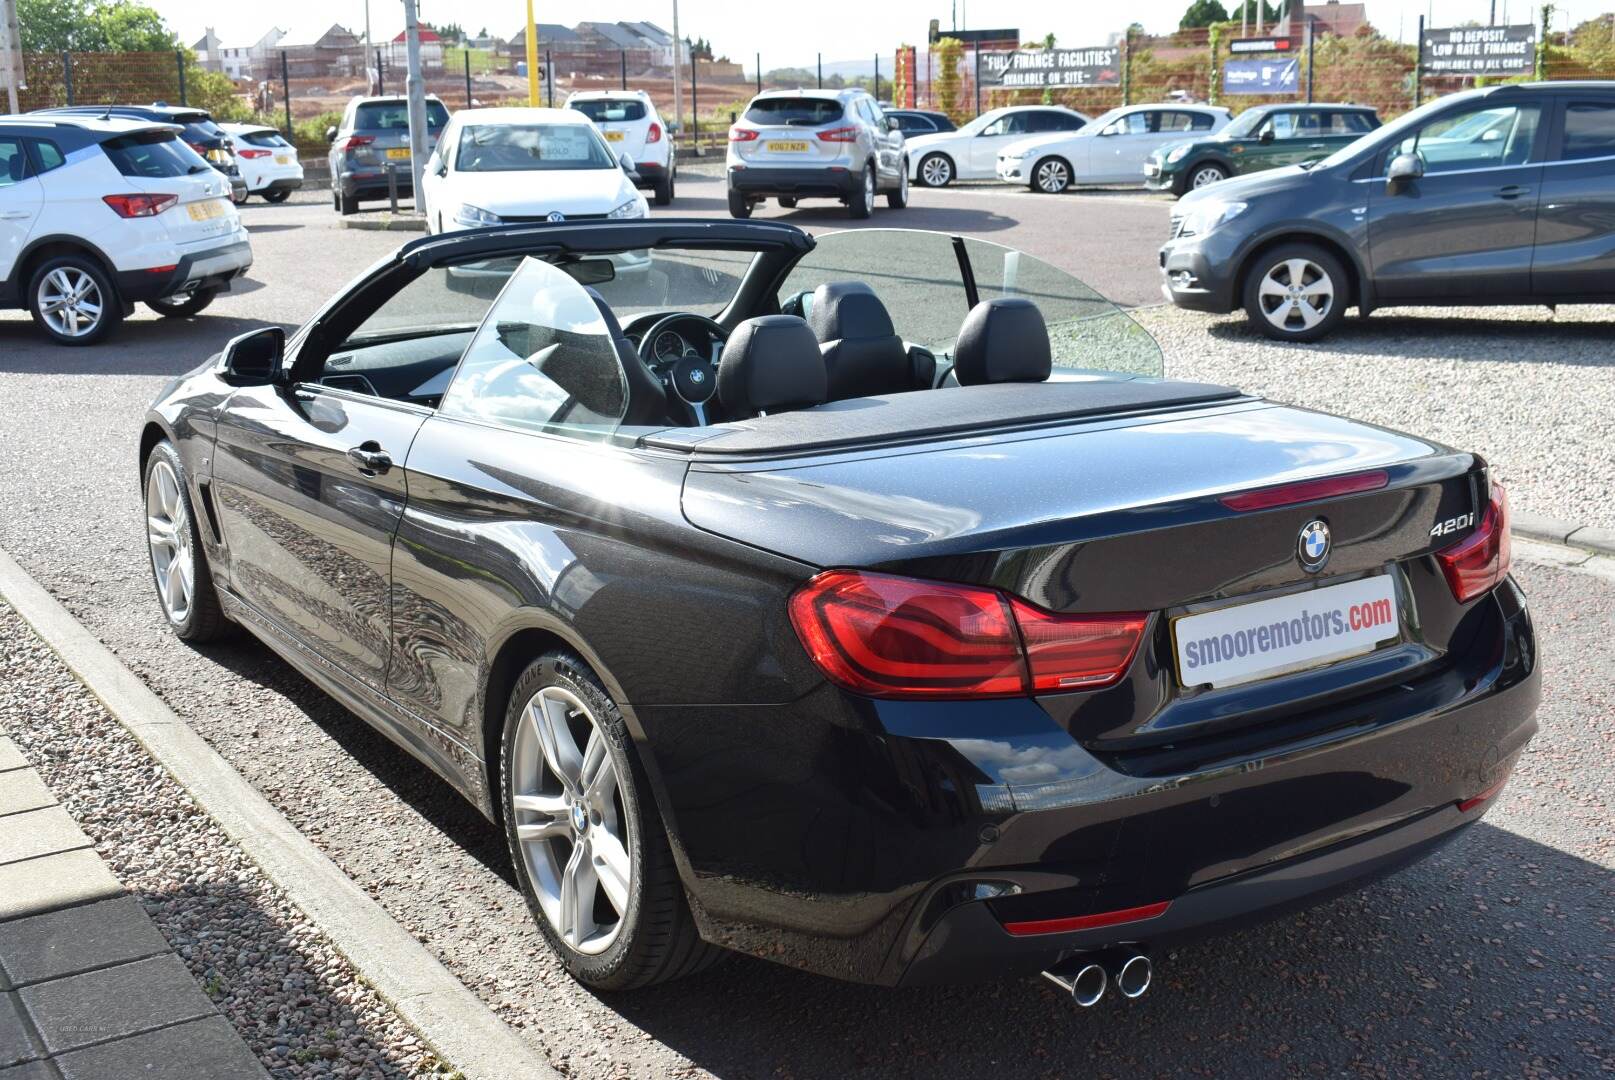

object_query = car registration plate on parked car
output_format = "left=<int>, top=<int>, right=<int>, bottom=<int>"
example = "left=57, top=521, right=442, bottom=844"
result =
left=186, top=199, right=227, bottom=222
left=274, top=154, right=291, bottom=165
left=1172, top=575, right=1400, bottom=689
left=768, top=141, right=810, bottom=153
left=385, top=147, right=411, bottom=160
left=604, top=130, right=625, bottom=142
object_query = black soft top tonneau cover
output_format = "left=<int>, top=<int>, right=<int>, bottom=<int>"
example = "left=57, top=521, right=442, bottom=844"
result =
left=642, top=379, right=1243, bottom=456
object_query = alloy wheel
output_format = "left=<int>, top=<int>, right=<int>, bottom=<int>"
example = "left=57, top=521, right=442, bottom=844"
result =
left=511, top=685, right=632, bottom=956
left=920, top=155, right=951, bottom=186
left=1190, top=165, right=1226, bottom=189
left=37, top=267, right=103, bottom=339
left=1258, top=258, right=1334, bottom=333
left=1036, top=158, right=1070, bottom=193
left=146, top=459, right=194, bottom=624
left=864, top=167, right=875, bottom=206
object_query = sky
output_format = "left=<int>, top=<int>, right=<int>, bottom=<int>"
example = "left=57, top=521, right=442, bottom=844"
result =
left=165, top=0, right=1615, bottom=64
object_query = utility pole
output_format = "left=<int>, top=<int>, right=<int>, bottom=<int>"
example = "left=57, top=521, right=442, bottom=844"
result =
left=524, top=0, right=539, bottom=105
left=671, top=0, right=684, bottom=143
left=0, top=0, right=21, bottom=114
left=402, top=0, right=428, bottom=212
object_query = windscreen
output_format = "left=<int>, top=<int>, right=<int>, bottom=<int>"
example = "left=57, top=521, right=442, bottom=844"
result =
left=455, top=124, right=614, bottom=171
left=237, top=130, right=290, bottom=147
left=745, top=98, right=845, bottom=126
left=1220, top=108, right=1268, bottom=138
left=101, top=131, right=209, bottom=178
left=355, top=100, right=450, bottom=129
left=178, top=116, right=228, bottom=144
left=571, top=99, right=648, bottom=123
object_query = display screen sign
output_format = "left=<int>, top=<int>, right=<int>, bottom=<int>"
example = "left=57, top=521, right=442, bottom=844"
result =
left=979, top=46, right=1121, bottom=89
left=1229, top=36, right=1294, bottom=54
left=1223, top=57, right=1300, bottom=95
left=1421, top=24, right=1537, bottom=75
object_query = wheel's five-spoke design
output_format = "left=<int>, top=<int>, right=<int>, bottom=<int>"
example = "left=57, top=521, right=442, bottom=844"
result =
left=1258, top=258, right=1334, bottom=333
left=146, top=460, right=194, bottom=623
left=38, top=267, right=103, bottom=338
left=512, top=685, right=630, bottom=955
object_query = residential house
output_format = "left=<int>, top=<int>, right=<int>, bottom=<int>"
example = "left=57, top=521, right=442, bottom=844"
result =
left=389, top=27, right=444, bottom=70
left=507, top=23, right=584, bottom=61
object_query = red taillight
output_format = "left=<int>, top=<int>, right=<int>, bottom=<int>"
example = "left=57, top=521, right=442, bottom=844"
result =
left=1220, top=469, right=1389, bottom=511
left=646, top=122, right=662, bottom=143
left=1436, top=483, right=1511, bottom=603
left=102, top=193, right=178, bottom=218
left=787, top=570, right=1147, bottom=699
left=817, top=126, right=860, bottom=142
left=186, top=141, right=207, bottom=156
left=728, top=126, right=759, bottom=142
left=1002, top=900, right=1171, bottom=937
left=238, top=148, right=271, bottom=159
left=342, top=135, right=375, bottom=152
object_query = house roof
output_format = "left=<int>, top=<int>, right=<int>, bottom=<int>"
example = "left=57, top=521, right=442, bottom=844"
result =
left=1275, top=1, right=1368, bottom=36
left=276, top=23, right=359, bottom=49
left=392, top=28, right=442, bottom=43
left=510, top=23, right=584, bottom=47
left=578, top=21, right=649, bottom=50
left=619, top=21, right=670, bottom=46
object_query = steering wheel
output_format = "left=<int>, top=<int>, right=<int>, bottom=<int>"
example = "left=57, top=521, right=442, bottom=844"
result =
left=636, top=313, right=727, bottom=426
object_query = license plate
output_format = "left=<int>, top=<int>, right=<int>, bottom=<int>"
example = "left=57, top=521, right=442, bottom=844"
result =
left=1173, top=575, right=1399, bottom=689
left=385, top=147, right=411, bottom=160
left=767, top=141, right=810, bottom=153
left=274, top=154, right=291, bottom=165
left=186, top=199, right=227, bottom=221
left=604, top=130, right=625, bottom=142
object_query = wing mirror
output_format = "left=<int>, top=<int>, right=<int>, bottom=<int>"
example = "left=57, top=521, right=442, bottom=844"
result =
left=1258, top=128, right=1275, bottom=143
left=618, top=150, right=640, bottom=181
left=1387, top=152, right=1424, bottom=185
left=428, top=151, right=446, bottom=177
left=886, top=115, right=901, bottom=132
left=325, top=125, right=338, bottom=143
left=218, top=326, right=284, bottom=385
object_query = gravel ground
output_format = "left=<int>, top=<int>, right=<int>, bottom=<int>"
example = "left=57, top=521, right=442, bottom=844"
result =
left=0, top=603, right=454, bottom=1080
left=1141, top=303, right=1615, bottom=531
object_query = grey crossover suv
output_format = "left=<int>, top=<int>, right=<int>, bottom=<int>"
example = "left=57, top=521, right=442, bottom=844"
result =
left=327, top=95, right=450, bottom=215
left=726, top=88, right=907, bottom=219
left=1159, top=82, right=1615, bottom=342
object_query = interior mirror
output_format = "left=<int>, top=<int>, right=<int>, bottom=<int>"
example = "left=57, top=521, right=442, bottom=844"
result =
left=560, top=258, right=617, bottom=286
left=219, top=326, right=284, bottom=385
left=325, top=125, right=337, bottom=143
left=1387, top=152, right=1424, bottom=184
left=1258, top=128, right=1275, bottom=143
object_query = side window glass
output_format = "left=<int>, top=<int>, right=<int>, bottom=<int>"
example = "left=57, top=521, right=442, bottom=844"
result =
left=0, top=138, right=27, bottom=187
left=1003, top=113, right=1028, bottom=135
left=1159, top=112, right=1193, bottom=133
left=1296, top=111, right=1323, bottom=133
left=1561, top=102, right=1615, bottom=161
left=1394, top=104, right=1542, bottom=173
left=440, top=258, right=628, bottom=439
left=1049, top=112, right=1083, bottom=131
left=1190, top=111, right=1215, bottom=131
left=30, top=140, right=66, bottom=173
left=1267, top=113, right=1297, bottom=139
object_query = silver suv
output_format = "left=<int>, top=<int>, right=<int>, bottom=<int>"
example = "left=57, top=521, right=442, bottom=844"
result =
left=726, top=88, right=907, bottom=219
left=327, top=95, right=450, bottom=215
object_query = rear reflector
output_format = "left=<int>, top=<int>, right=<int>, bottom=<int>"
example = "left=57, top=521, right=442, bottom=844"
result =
left=1220, top=469, right=1389, bottom=511
left=102, top=193, right=178, bottom=218
left=788, top=570, right=1146, bottom=699
left=1457, top=776, right=1508, bottom=813
left=1002, top=901, right=1171, bottom=937
left=1436, top=483, right=1511, bottom=603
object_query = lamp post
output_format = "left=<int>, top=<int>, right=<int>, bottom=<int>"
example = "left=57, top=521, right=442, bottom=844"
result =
left=401, top=0, right=428, bottom=211
left=671, top=0, right=684, bottom=146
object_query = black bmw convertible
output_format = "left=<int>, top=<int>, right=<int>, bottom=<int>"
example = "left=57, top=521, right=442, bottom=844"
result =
left=139, top=220, right=1538, bottom=1001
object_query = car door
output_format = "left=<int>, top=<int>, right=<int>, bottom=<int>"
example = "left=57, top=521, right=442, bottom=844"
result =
left=969, top=111, right=1028, bottom=175
left=420, top=118, right=458, bottom=226
left=1531, top=96, right=1615, bottom=297
left=1245, top=110, right=1309, bottom=171
left=1367, top=99, right=1547, bottom=302
left=1089, top=111, right=1149, bottom=182
left=865, top=99, right=903, bottom=184
left=0, top=137, right=43, bottom=293
left=208, top=257, right=508, bottom=693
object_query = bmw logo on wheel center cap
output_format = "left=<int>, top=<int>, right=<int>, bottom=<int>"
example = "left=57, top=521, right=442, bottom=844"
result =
left=1297, top=519, right=1331, bottom=571
left=571, top=803, right=589, bottom=834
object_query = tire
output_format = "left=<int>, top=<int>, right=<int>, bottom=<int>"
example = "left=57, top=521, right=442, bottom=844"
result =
left=230, top=187, right=249, bottom=206
left=653, top=175, right=674, bottom=206
left=1242, top=243, right=1351, bottom=343
left=27, top=254, right=122, bottom=346
left=777, top=196, right=797, bottom=208
left=1187, top=162, right=1227, bottom=192
left=500, top=652, right=723, bottom=991
left=885, top=163, right=909, bottom=209
left=1031, top=155, right=1072, bottom=194
left=726, top=188, right=752, bottom=218
left=143, top=440, right=231, bottom=642
left=338, top=191, right=358, bottom=215
left=146, top=287, right=218, bottom=319
left=917, top=152, right=953, bottom=187
left=262, top=189, right=291, bottom=204
left=848, top=163, right=874, bottom=220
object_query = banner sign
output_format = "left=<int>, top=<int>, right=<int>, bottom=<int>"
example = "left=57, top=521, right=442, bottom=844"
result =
left=980, top=46, right=1121, bottom=89
left=1229, top=36, right=1294, bottom=54
left=1421, top=24, right=1537, bottom=76
left=1223, top=57, right=1299, bottom=95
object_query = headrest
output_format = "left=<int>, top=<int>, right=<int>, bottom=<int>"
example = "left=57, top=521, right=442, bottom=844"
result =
left=808, top=281, right=896, bottom=342
left=953, top=298, right=1052, bottom=386
left=718, top=315, right=828, bottom=418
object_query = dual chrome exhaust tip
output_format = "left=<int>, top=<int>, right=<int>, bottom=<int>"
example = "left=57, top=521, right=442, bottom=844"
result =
left=1042, top=951, right=1152, bottom=1007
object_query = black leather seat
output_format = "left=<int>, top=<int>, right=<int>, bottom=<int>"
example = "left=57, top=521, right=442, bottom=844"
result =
left=584, top=287, right=668, bottom=427
left=952, top=298, right=1053, bottom=386
left=807, top=282, right=928, bottom=400
left=717, top=315, right=828, bottom=420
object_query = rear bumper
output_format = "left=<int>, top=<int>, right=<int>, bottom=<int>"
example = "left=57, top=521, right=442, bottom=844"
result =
left=248, top=175, right=304, bottom=194
left=116, top=240, right=253, bottom=301
left=639, top=578, right=1540, bottom=985
left=633, top=161, right=669, bottom=186
left=339, top=168, right=414, bottom=199
left=728, top=165, right=859, bottom=199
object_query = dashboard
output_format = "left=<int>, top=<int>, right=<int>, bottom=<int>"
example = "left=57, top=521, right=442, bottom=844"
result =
left=624, top=312, right=726, bottom=369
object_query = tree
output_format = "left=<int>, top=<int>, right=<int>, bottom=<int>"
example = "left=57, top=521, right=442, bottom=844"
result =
left=437, top=22, right=465, bottom=43
left=18, top=0, right=176, bottom=51
left=1228, top=0, right=1283, bottom=25
left=1179, top=0, right=1230, bottom=30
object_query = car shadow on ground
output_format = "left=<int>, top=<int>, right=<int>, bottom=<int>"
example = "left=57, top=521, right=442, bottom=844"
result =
left=0, top=316, right=293, bottom=377
left=1204, top=311, right=1615, bottom=366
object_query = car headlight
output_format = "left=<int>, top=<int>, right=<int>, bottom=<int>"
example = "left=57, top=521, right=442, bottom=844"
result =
left=1179, top=200, right=1248, bottom=238
left=1000, top=151, right=1025, bottom=162
left=1165, top=144, right=1191, bottom=164
left=608, top=197, right=646, bottom=219
left=453, top=204, right=501, bottom=227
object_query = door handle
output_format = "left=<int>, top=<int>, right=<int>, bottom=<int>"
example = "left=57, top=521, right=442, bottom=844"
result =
left=1307, top=143, right=1328, bottom=149
left=0, top=210, right=31, bottom=220
left=346, top=441, right=392, bottom=474
left=1495, top=184, right=1529, bottom=200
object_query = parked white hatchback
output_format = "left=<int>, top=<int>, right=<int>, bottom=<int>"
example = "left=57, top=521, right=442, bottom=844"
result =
left=906, top=105, right=1089, bottom=186
left=565, top=90, right=676, bottom=205
left=996, top=103, right=1233, bottom=193
left=420, top=108, right=648, bottom=235
left=0, top=115, right=252, bottom=345
left=220, top=122, right=304, bottom=203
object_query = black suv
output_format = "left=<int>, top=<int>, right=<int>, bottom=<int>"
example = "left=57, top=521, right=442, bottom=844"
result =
left=1159, top=83, right=1615, bottom=341
left=37, top=103, right=248, bottom=203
